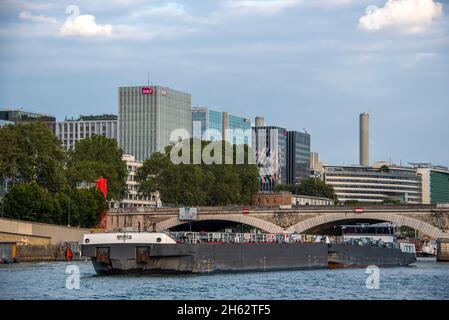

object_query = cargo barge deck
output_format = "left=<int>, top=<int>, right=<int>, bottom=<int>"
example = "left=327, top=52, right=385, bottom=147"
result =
left=81, top=231, right=417, bottom=275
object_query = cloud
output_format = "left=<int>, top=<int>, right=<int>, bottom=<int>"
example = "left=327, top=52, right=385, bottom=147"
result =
left=227, top=0, right=301, bottom=15
left=19, top=11, right=58, bottom=24
left=359, top=0, right=444, bottom=34
left=59, top=6, right=112, bottom=37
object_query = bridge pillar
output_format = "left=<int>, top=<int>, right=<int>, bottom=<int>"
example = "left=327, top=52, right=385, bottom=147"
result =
left=437, top=239, right=449, bottom=262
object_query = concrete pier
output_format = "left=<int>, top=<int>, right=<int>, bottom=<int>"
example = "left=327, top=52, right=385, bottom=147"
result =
left=437, top=238, right=449, bottom=262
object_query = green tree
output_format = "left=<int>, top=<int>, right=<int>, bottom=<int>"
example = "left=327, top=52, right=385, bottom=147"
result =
left=67, top=135, right=127, bottom=201
left=0, top=123, right=66, bottom=193
left=3, top=183, right=107, bottom=228
left=275, top=178, right=337, bottom=201
left=3, top=182, right=63, bottom=224
left=137, top=139, right=259, bottom=206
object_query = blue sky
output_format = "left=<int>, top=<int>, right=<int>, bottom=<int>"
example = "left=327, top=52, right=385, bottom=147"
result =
left=0, top=0, right=448, bottom=166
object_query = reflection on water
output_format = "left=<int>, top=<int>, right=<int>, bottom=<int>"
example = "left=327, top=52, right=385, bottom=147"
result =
left=1, top=258, right=448, bottom=300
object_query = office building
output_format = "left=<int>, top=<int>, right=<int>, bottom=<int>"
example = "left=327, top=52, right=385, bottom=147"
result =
left=118, top=86, right=192, bottom=162
left=413, top=163, right=449, bottom=204
left=0, top=108, right=55, bottom=132
left=192, top=107, right=251, bottom=145
left=192, top=107, right=223, bottom=141
left=54, top=114, right=118, bottom=150
left=286, top=131, right=311, bottom=184
left=252, top=118, right=287, bottom=192
left=324, top=164, right=422, bottom=204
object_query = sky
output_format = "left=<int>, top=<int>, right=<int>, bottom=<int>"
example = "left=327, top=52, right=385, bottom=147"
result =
left=0, top=0, right=448, bottom=167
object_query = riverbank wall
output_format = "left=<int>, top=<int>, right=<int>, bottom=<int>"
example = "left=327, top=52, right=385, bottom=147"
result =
left=0, top=218, right=90, bottom=262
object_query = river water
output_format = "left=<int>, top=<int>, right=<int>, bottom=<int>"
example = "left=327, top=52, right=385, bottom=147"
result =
left=1, top=258, right=448, bottom=300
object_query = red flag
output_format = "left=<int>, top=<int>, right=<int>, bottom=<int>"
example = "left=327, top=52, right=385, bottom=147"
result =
left=96, top=177, right=108, bottom=229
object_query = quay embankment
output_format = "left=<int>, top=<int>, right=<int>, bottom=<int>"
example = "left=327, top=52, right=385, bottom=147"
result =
left=0, top=218, right=89, bottom=262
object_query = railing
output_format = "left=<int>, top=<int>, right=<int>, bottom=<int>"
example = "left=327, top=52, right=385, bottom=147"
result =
left=168, top=231, right=330, bottom=244
left=337, top=237, right=401, bottom=250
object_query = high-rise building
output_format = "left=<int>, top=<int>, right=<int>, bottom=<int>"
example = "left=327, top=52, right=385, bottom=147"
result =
left=286, top=131, right=311, bottom=184
left=252, top=124, right=287, bottom=192
left=413, top=163, right=449, bottom=204
left=118, top=86, right=192, bottom=162
left=324, top=164, right=422, bottom=204
left=192, top=107, right=223, bottom=141
left=54, top=114, right=118, bottom=150
left=192, top=107, right=251, bottom=145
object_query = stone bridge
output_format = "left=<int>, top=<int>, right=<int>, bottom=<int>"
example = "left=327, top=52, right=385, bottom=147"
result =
left=107, top=204, right=449, bottom=240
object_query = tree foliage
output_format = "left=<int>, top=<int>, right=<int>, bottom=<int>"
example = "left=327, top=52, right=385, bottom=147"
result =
left=0, top=123, right=66, bottom=192
left=66, top=135, right=127, bottom=201
left=0, top=124, right=121, bottom=227
left=275, top=178, right=337, bottom=201
left=2, top=182, right=107, bottom=227
left=137, top=140, right=259, bottom=206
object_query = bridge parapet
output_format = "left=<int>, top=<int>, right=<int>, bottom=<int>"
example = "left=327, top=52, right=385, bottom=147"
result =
left=106, top=204, right=449, bottom=239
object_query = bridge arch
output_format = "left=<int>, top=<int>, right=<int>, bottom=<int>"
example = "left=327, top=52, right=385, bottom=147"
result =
left=155, top=214, right=284, bottom=234
left=286, top=212, right=444, bottom=239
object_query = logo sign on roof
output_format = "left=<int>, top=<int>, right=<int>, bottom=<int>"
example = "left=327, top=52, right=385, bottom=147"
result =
left=142, top=87, right=153, bottom=95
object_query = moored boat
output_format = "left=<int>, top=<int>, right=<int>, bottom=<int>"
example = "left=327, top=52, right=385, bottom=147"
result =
left=81, top=231, right=329, bottom=274
left=328, top=224, right=417, bottom=268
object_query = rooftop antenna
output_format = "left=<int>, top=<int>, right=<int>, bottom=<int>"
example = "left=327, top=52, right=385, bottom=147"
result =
left=147, top=72, right=150, bottom=87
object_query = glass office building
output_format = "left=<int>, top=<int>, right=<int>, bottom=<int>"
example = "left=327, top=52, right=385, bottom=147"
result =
left=287, top=131, right=311, bottom=184
left=225, top=112, right=252, bottom=145
left=252, top=126, right=288, bottom=192
left=192, top=107, right=251, bottom=145
left=118, top=86, right=192, bottom=162
left=192, top=107, right=223, bottom=141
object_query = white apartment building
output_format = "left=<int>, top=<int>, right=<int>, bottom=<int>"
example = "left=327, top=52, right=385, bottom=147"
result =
left=110, top=154, right=161, bottom=209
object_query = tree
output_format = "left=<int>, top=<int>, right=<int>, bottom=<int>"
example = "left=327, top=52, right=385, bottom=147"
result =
left=275, top=178, right=337, bottom=201
left=137, top=139, right=259, bottom=206
left=3, top=182, right=63, bottom=224
left=67, top=135, right=127, bottom=201
left=0, top=123, right=66, bottom=193
left=3, top=183, right=107, bottom=228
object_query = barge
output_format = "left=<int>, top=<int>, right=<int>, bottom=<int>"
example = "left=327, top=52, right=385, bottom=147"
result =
left=81, top=228, right=416, bottom=275
left=328, top=224, right=417, bottom=268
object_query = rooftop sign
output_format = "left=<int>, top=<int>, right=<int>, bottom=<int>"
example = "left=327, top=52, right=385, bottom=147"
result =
left=142, top=87, right=153, bottom=95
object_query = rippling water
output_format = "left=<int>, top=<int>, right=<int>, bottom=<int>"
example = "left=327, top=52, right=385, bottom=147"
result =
left=1, top=258, right=448, bottom=300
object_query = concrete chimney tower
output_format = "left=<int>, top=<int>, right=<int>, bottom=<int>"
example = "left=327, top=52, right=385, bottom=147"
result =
left=255, top=116, right=265, bottom=127
left=359, top=113, right=369, bottom=166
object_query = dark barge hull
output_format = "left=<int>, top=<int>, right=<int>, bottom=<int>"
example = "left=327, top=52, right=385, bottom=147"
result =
left=81, top=242, right=329, bottom=274
left=328, top=243, right=416, bottom=268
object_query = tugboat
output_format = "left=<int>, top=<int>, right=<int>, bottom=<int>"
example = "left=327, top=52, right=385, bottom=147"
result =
left=328, top=224, right=417, bottom=268
left=81, top=231, right=329, bottom=274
